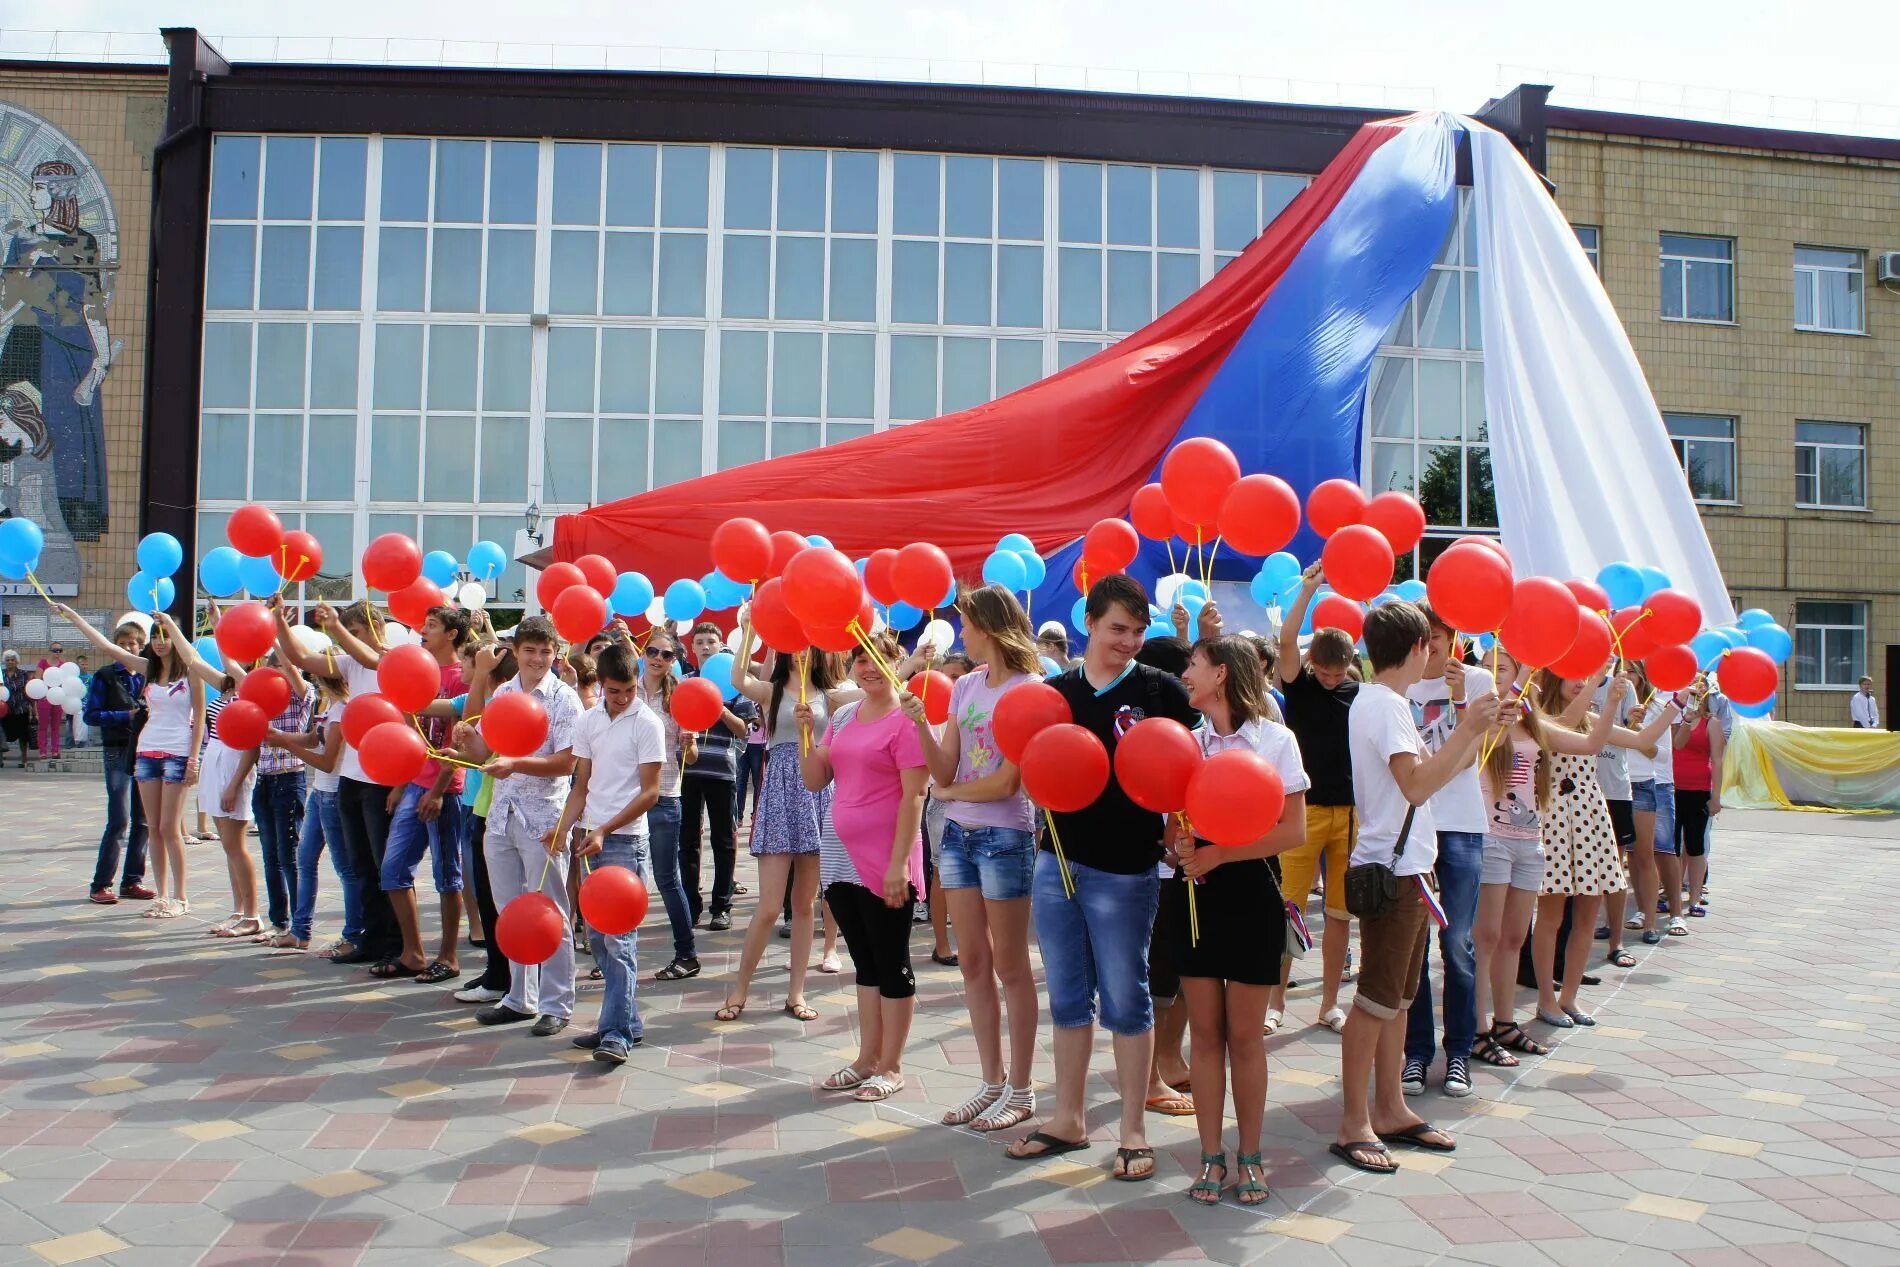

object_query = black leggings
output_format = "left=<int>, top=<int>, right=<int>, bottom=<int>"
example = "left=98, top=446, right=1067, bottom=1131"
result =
left=468, top=815, right=510, bottom=990
left=337, top=778, right=398, bottom=960
left=1675, top=789, right=1711, bottom=858
left=825, top=881, right=917, bottom=999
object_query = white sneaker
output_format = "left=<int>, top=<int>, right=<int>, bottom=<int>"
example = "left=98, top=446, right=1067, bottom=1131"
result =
left=455, top=984, right=505, bottom=1004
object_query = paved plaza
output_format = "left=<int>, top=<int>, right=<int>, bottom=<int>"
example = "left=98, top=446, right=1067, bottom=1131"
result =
left=0, top=770, right=1897, bottom=1266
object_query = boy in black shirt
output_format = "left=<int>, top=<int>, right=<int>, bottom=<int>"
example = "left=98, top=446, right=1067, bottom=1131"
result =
left=681, top=622, right=757, bottom=931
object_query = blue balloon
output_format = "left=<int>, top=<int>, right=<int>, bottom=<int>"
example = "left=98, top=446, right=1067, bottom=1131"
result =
left=854, top=557, right=869, bottom=577
left=1276, top=579, right=1304, bottom=613
left=136, top=532, right=184, bottom=579
left=1017, top=550, right=1047, bottom=588
left=703, top=570, right=748, bottom=611
left=1039, top=656, right=1061, bottom=678
left=1178, top=578, right=1209, bottom=605
left=239, top=552, right=283, bottom=596
left=127, top=571, right=174, bottom=611
left=697, top=650, right=739, bottom=702
left=0, top=516, right=44, bottom=569
left=1745, top=622, right=1793, bottom=664
left=982, top=550, right=1028, bottom=591
left=1395, top=578, right=1428, bottom=602
left=887, top=600, right=923, bottom=631
left=467, top=540, right=508, bottom=583
left=1182, top=594, right=1207, bottom=622
left=199, top=546, right=244, bottom=598
left=1638, top=566, right=1671, bottom=600
left=997, top=533, right=1035, bottom=554
left=421, top=550, right=460, bottom=588
left=1250, top=569, right=1278, bottom=608
left=1072, top=597, right=1089, bottom=631
left=1731, top=693, right=1775, bottom=720
left=939, top=577, right=958, bottom=610
left=1737, top=608, right=1775, bottom=630
left=193, top=636, right=223, bottom=674
left=610, top=571, right=655, bottom=618
left=1145, top=618, right=1173, bottom=640
left=1596, top=562, right=1645, bottom=610
left=663, top=578, right=707, bottom=623
left=0, top=554, right=24, bottom=581
left=1369, top=589, right=1398, bottom=608
left=1474, top=632, right=1496, bottom=655
left=1689, top=630, right=1729, bottom=672
left=1260, top=551, right=1302, bottom=590
left=806, top=534, right=833, bottom=549
left=1713, top=626, right=1747, bottom=649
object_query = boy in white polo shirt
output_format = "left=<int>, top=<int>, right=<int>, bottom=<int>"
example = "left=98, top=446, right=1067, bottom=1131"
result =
left=548, top=643, right=665, bottom=1065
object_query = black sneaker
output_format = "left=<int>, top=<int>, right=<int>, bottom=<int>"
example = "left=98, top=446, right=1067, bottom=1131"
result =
left=1443, top=1056, right=1473, bottom=1098
left=476, top=1004, right=535, bottom=1027
left=570, top=1030, right=602, bottom=1050
left=530, top=1014, right=569, bottom=1037
left=708, top=912, right=732, bottom=932
left=593, top=1036, right=632, bottom=1065
left=1401, top=1057, right=1427, bottom=1097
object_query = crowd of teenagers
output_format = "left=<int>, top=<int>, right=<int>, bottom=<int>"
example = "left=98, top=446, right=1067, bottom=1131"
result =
left=48, top=558, right=1735, bottom=1204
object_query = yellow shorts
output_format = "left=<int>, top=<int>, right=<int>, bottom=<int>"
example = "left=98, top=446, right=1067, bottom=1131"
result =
left=1279, top=803, right=1356, bottom=922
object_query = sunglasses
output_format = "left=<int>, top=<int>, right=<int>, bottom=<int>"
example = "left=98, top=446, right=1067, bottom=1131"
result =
left=645, top=647, right=676, bottom=661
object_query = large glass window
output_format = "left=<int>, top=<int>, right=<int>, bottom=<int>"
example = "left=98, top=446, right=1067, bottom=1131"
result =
left=1662, top=413, right=1737, bottom=503
left=1793, top=246, right=1864, bottom=334
left=1795, top=601, right=1867, bottom=689
left=1660, top=233, right=1734, bottom=323
left=1795, top=421, right=1867, bottom=509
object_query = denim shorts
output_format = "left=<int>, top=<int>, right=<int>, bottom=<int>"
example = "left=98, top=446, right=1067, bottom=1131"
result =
left=382, top=783, right=467, bottom=893
left=1481, top=834, right=1546, bottom=890
left=134, top=753, right=188, bottom=784
left=1630, top=780, right=1660, bottom=812
left=937, top=820, right=1036, bottom=901
left=1031, top=852, right=1158, bottom=1036
left=1648, top=784, right=1678, bottom=856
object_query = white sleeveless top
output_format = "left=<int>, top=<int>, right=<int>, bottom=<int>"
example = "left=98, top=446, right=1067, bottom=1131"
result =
left=140, top=679, right=195, bottom=756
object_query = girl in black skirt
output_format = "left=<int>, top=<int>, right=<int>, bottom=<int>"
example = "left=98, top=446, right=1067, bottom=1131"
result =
left=1168, top=636, right=1310, bottom=1208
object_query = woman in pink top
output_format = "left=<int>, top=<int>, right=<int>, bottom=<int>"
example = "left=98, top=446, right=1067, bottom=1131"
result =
left=1672, top=691, right=1724, bottom=918
left=800, top=629, right=928, bottom=1104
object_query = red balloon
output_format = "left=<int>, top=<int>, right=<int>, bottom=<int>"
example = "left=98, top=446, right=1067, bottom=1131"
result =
left=535, top=561, right=586, bottom=610
left=892, top=543, right=953, bottom=611
left=1361, top=491, right=1426, bottom=554
left=1454, top=536, right=1513, bottom=568
left=0, top=701, right=9, bottom=720
left=748, top=577, right=808, bottom=654
left=672, top=677, right=725, bottom=732
left=765, top=531, right=808, bottom=580
left=1645, top=643, right=1699, bottom=693
left=1547, top=610, right=1614, bottom=681
left=906, top=671, right=955, bottom=726
left=1609, top=606, right=1659, bottom=661
left=863, top=548, right=903, bottom=607
left=1312, top=593, right=1366, bottom=643
left=1426, top=544, right=1515, bottom=633
left=388, top=577, right=445, bottom=631
left=1083, top=519, right=1140, bottom=573
left=1564, top=578, right=1612, bottom=614
left=341, top=693, right=404, bottom=748
left=1130, top=483, right=1175, bottom=541
left=711, top=517, right=775, bottom=584
left=278, top=530, right=323, bottom=583
left=1306, top=479, right=1368, bottom=539
left=575, top=554, right=618, bottom=597
left=1643, top=589, right=1702, bottom=647
left=216, top=699, right=270, bottom=750
left=1172, top=512, right=1210, bottom=545
left=1019, top=723, right=1109, bottom=813
left=236, top=666, right=292, bottom=718
left=580, top=864, right=649, bottom=935
left=496, top=892, right=566, bottom=966
left=1112, top=717, right=1201, bottom=814
left=360, top=720, right=428, bottom=786
left=551, top=584, right=608, bottom=644
left=992, top=681, right=1072, bottom=764
left=1186, top=750, right=1287, bottom=847
left=481, top=690, right=549, bottom=758
left=1161, top=437, right=1241, bottom=525
left=1218, top=474, right=1301, bottom=557
left=361, top=532, right=423, bottom=592
left=804, top=619, right=862, bottom=655
left=1499, top=577, right=1582, bottom=668
left=1715, top=645, right=1777, bottom=707
left=227, top=504, right=284, bottom=559
left=213, top=602, right=277, bottom=665
left=1321, top=524, right=1396, bottom=602
left=783, top=547, right=865, bottom=630
left=377, top=643, right=441, bottom=713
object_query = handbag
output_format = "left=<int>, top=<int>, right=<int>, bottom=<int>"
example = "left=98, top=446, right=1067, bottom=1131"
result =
left=1343, top=806, right=1416, bottom=919
left=1265, top=862, right=1312, bottom=960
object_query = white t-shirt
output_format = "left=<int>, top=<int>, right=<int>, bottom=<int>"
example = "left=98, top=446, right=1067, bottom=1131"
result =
left=1593, top=681, right=1633, bottom=802
left=1407, top=666, right=1492, bottom=836
left=571, top=698, right=666, bottom=837
left=1349, top=681, right=1438, bottom=877
left=336, top=657, right=378, bottom=785
left=313, top=700, right=344, bottom=793
left=1627, top=696, right=1677, bottom=784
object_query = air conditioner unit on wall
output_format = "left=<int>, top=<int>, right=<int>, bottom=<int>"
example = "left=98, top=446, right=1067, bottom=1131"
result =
left=1878, top=251, right=1900, bottom=284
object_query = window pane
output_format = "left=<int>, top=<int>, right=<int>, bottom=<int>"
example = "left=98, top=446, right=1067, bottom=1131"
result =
left=659, top=145, right=709, bottom=228
left=892, top=240, right=940, bottom=324
left=944, top=156, right=993, bottom=238
left=778, top=149, right=827, bottom=232
left=654, top=329, right=704, bottom=415
left=1058, top=163, right=1102, bottom=243
left=657, top=233, right=707, bottom=316
left=198, top=413, right=249, bottom=500
left=202, top=322, right=252, bottom=407
left=827, top=422, right=873, bottom=445
left=831, top=150, right=878, bottom=234
left=772, top=421, right=819, bottom=457
left=474, top=514, right=526, bottom=604
left=605, top=144, right=657, bottom=226
left=942, top=337, right=990, bottom=413
left=479, top=416, right=528, bottom=501
left=1213, top=171, right=1257, bottom=251
left=482, top=326, right=532, bottom=413
left=1417, top=444, right=1462, bottom=525
left=1797, top=420, right=1861, bottom=446
left=553, top=143, right=602, bottom=225
left=1661, top=233, right=1730, bottom=260
left=380, top=139, right=430, bottom=221
left=998, top=158, right=1043, bottom=240
left=773, top=331, right=821, bottom=417
left=376, top=226, right=426, bottom=310
left=424, top=415, right=477, bottom=500
left=1106, top=165, right=1152, bottom=246
left=1158, top=252, right=1199, bottom=313
left=262, top=136, right=314, bottom=219
left=724, top=148, right=772, bottom=230
left=652, top=419, right=702, bottom=486
left=430, top=228, right=481, bottom=311
left=373, top=325, right=423, bottom=409
left=419, top=515, right=475, bottom=562
left=774, top=236, right=824, bottom=320
left=545, top=327, right=596, bottom=414
left=258, top=225, right=310, bottom=309
left=1795, top=276, right=1816, bottom=329
left=1417, top=358, right=1462, bottom=440
left=550, top=230, right=601, bottom=315
left=1416, top=268, right=1462, bottom=348
left=1106, top=249, right=1151, bottom=331
left=426, top=325, right=477, bottom=410
left=255, top=323, right=306, bottom=408
left=210, top=135, right=260, bottom=219
left=601, top=232, right=654, bottom=316
left=1156, top=168, right=1197, bottom=249
left=252, top=413, right=303, bottom=501
left=306, top=416, right=355, bottom=501
left=206, top=226, right=255, bottom=309
left=599, top=328, right=651, bottom=412
left=1660, top=257, right=1684, bottom=319
left=1464, top=272, right=1483, bottom=350
left=1369, top=356, right=1413, bottom=438
left=829, top=237, right=876, bottom=322
left=1796, top=245, right=1857, bottom=270
left=1057, top=341, right=1102, bottom=370
left=1370, top=440, right=1413, bottom=497
left=1664, top=413, right=1733, bottom=440
left=596, top=418, right=649, bottom=502
left=1686, top=260, right=1732, bottom=321
left=301, top=512, right=355, bottom=599
left=312, top=226, right=362, bottom=309
left=894, top=153, right=940, bottom=235
left=433, top=140, right=485, bottom=222
left=1262, top=174, right=1304, bottom=225
left=1821, top=444, right=1864, bottom=506
left=997, top=245, right=1043, bottom=328
left=1058, top=247, right=1103, bottom=329
left=720, top=420, right=767, bottom=470
left=369, top=513, right=417, bottom=551
left=1465, top=362, right=1487, bottom=442
left=309, top=324, right=358, bottom=408
left=486, top=142, right=538, bottom=223
left=369, top=414, right=420, bottom=500
left=890, top=335, right=937, bottom=420
left=996, top=339, right=1041, bottom=396
left=943, top=242, right=992, bottom=326
left=719, top=234, right=768, bottom=318
left=484, top=229, right=535, bottom=313
left=719, top=330, right=767, bottom=416
left=827, top=334, right=874, bottom=418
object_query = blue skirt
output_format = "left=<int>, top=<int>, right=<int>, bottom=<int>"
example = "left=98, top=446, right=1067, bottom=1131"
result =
left=751, top=743, right=828, bottom=857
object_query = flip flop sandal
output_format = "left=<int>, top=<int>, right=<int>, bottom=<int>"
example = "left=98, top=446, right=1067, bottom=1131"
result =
left=1145, top=1094, right=1195, bottom=1117
left=821, top=1065, right=871, bottom=1092
left=1113, top=1146, right=1157, bottom=1182
left=1377, top=1123, right=1456, bottom=1152
left=369, top=959, right=422, bottom=979
left=414, top=962, right=461, bottom=985
left=1329, top=1140, right=1398, bottom=1173
left=714, top=1001, right=746, bottom=1022
left=1006, top=1130, right=1089, bottom=1161
left=1321, top=1005, right=1348, bottom=1033
left=1607, top=948, right=1637, bottom=968
left=215, top=917, right=261, bottom=939
left=783, top=1001, right=818, bottom=1021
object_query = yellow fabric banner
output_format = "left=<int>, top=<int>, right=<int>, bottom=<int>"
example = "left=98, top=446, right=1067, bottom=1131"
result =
left=1722, top=720, right=1900, bottom=813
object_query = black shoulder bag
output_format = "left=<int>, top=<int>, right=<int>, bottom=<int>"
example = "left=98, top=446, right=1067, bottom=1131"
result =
left=1343, top=805, right=1416, bottom=919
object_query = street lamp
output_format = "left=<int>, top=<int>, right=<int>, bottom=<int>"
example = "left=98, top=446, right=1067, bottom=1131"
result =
left=524, top=501, right=544, bottom=546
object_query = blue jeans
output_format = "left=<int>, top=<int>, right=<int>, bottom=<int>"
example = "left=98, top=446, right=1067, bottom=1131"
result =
left=252, top=770, right=306, bottom=930
left=937, top=821, right=1036, bottom=900
left=1031, top=851, right=1159, bottom=1036
left=93, top=749, right=147, bottom=891
left=1649, top=783, right=1679, bottom=856
left=294, top=787, right=357, bottom=944
left=1407, top=830, right=1484, bottom=1065
left=644, top=796, right=694, bottom=962
left=382, top=784, right=467, bottom=892
left=587, top=833, right=650, bottom=1045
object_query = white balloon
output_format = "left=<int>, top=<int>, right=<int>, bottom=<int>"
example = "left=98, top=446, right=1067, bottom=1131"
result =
left=1155, top=572, right=1193, bottom=610
left=289, top=624, right=332, bottom=656
left=25, top=679, right=48, bottom=700
left=115, top=611, right=154, bottom=638
left=61, top=696, right=83, bottom=715
left=58, top=661, right=82, bottom=682
left=383, top=622, right=417, bottom=647
left=645, top=596, right=668, bottom=626
left=724, top=625, right=746, bottom=655
left=919, top=619, right=955, bottom=655
left=56, top=684, right=83, bottom=707
left=456, top=581, right=488, bottom=612
left=870, top=609, right=888, bottom=635
left=0, top=684, right=8, bottom=702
